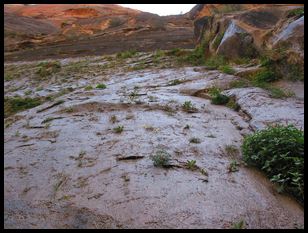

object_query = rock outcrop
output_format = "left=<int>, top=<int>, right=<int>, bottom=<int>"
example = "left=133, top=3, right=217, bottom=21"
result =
left=190, top=4, right=304, bottom=79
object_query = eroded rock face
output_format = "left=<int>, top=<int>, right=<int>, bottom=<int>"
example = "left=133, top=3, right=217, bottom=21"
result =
left=190, top=4, right=304, bottom=79
left=216, top=21, right=257, bottom=60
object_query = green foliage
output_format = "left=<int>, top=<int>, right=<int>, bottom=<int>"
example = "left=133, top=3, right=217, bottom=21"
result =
left=36, top=61, right=61, bottom=78
left=205, top=55, right=227, bottom=69
left=24, top=90, right=32, bottom=96
left=110, top=115, right=117, bottom=124
left=228, top=159, right=240, bottom=172
left=182, top=101, right=198, bottom=113
left=116, top=50, right=137, bottom=59
left=226, top=98, right=240, bottom=111
left=252, top=69, right=277, bottom=83
left=219, top=65, right=235, bottom=75
left=189, top=137, right=201, bottom=144
left=4, top=97, right=42, bottom=118
left=151, top=150, right=171, bottom=167
left=213, top=32, right=225, bottom=50
left=96, top=83, right=107, bottom=89
left=113, top=125, right=124, bottom=133
left=84, top=85, right=93, bottom=91
left=287, top=8, right=304, bottom=18
left=242, top=125, right=304, bottom=204
left=211, top=94, right=230, bottom=105
left=186, top=160, right=197, bottom=170
left=231, top=219, right=246, bottom=229
left=229, top=80, right=250, bottom=89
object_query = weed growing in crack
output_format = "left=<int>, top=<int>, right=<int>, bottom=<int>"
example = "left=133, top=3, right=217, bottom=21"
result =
left=113, top=125, right=124, bottom=133
left=186, top=160, right=197, bottom=170
left=231, top=219, right=246, bottom=229
left=182, top=101, right=198, bottom=113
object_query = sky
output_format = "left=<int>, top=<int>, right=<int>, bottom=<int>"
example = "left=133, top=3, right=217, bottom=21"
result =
left=118, top=4, right=196, bottom=16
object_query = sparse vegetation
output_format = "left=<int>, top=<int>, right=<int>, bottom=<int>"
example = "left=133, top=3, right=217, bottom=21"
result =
left=242, top=124, right=304, bottom=204
left=182, top=101, right=198, bottom=113
left=212, top=32, right=225, bottom=49
left=186, top=160, right=197, bottom=170
left=287, top=8, right=304, bottom=18
left=36, top=61, right=61, bottom=78
left=219, top=65, right=235, bottom=75
left=228, top=159, right=240, bottom=172
left=189, top=137, right=201, bottom=144
left=184, top=124, right=190, bottom=130
left=205, top=55, right=227, bottom=69
left=151, top=150, right=171, bottom=167
left=96, top=83, right=107, bottom=89
left=4, top=97, right=42, bottom=118
left=113, top=125, right=124, bottom=133
left=117, top=49, right=137, bottom=59
left=225, top=145, right=239, bottom=157
left=231, top=219, right=246, bottom=229
left=229, top=79, right=250, bottom=89
left=211, top=93, right=230, bottom=105
left=226, top=98, right=240, bottom=111
left=84, top=85, right=93, bottom=91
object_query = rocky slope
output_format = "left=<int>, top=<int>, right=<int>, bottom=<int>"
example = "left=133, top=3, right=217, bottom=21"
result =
left=4, top=4, right=194, bottom=60
left=190, top=4, right=304, bottom=80
left=4, top=52, right=304, bottom=229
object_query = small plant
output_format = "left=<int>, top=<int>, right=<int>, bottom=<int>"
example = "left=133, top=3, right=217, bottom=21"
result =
left=228, top=159, right=240, bottom=172
left=15, top=131, right=20, bottom=137
left=189, top=137, right=201, bottom=144
left=151, top=150, right=171, bottom=167
left=4, top=97, right=42, bottom=118
left=128, top=90, right=139, bottom=102
left=226, top=98, right=240, bottom=111
left=200, top=168, right=208, bottom=176
left=242, top=124, right=304, bottom=204
left=182, top=101, right=197, bottom=113
left=110, top=115, right=118, bottom=124
left=211, top=93, right=230, bottom=105
left=36, top=87, right=43, bottom=91
left=64, top=107, right=74, bottom=113
left=219, top=65, right=236, bottom=75
left=84, top=85, right=93, bottom=91
left=96, top=84, right=107, bottom=89
left=231, top=219, right=246, bottom=229
left=167, top=79, right=183, bottom=86
left=36, top=61, right=61, bottom=78
left=186, top=160, right=197, bottom=170
left=205, top=55, right=227, bottom=69
left=113, top=125, right=124, bottom=133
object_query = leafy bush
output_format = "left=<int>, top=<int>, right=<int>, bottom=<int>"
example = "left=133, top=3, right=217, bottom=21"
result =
left=242, top=124, right=304, bottom=204
left=151, top=150, right=171, bottom=167
left=211, top=93, right=230, bottom=105
left=252, top=69, right=277, bottom=83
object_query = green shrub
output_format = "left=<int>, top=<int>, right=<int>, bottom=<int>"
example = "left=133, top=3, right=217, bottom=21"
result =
left=205, top=55, right=227, bottom=69
left=116, top=50, right=137, bottom=59
left=96, top=83, right=107, bottom=89
left=287, top=8, right=304, bottom=18
left=36, top=61, right=61, bottom=78
left=211, top=93, right=230, bottom=105
left=84, top=85, right=93, bottom=91
left=242, top=124, right=304, bottom=204
left=113, top=125, right=124, bottom=133
left=182, top=101, right=197, bottom=113
left=229, top=80, right=250, bottom=89
left=151, top=150, right=171, bottom=167
left=253, top=69, right=277, bottom=83
left=4, top=97, right=42, bottom=117
left=219, top=65, right=235, bottom=75
left=186, top=160, right=197, bottom=170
